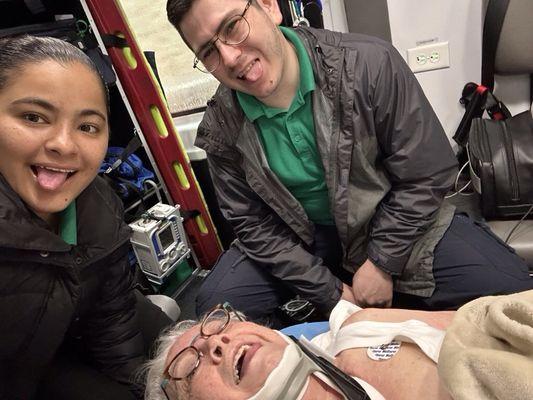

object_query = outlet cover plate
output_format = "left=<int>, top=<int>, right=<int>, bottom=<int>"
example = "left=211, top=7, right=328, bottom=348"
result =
left=407, top=41, right=450, bottom=73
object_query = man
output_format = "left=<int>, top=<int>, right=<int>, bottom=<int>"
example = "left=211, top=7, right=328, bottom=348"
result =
left=166, top=0, right=532, bottom=324
left=144, top=291, right=533, bottom=400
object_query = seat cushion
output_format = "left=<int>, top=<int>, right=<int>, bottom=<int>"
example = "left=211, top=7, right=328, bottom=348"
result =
left=487, top=220, right=533, bottom=272
left=146, top=294, right=181, bottom=322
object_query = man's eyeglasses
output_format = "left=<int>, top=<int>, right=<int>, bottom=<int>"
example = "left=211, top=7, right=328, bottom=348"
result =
left=160, top=303, right=245, bottom=399
left=193, top=0, right=252, bottom=73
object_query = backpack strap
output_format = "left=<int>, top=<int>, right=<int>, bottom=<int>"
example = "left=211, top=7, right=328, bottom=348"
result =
left=452, top=82, right=511, bottom=147
left=103, top=135, right=142, bottom=174
left=482, top=0, right=510, bottom=91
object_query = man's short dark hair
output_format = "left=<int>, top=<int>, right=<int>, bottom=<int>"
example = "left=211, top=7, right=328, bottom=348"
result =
left=166, top=0, right=195, bottom=31
left=167, top=0, right=260, bottom=41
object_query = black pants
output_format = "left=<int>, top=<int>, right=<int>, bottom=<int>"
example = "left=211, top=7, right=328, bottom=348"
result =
left=37, top=290, right=172, bottom=400
left=197, top=214, right=533, bottom=324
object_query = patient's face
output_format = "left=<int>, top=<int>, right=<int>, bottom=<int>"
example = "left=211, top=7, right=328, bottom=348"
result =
left=164, top=321, right=287, bottom=399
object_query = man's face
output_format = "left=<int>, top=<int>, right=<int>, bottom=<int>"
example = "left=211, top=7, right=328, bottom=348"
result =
left=179, top=0, right=288, bottom=102
left=164, top=320, right=288, bottom=399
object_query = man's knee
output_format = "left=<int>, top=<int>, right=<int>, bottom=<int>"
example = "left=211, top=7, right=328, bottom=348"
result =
left=195, top=247, right=291, bottom=319
left=195, top=247, right=244, bottom=315
left=429, top=213, right=533, bottom=308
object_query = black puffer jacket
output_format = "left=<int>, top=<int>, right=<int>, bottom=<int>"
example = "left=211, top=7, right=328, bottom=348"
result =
left=0, top=175, right=143, bottom=399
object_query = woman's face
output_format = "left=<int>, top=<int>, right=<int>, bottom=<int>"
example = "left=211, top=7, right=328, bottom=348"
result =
left=0, top=60, right=108, bottom=223
left=164, top=321, right=288, bottom=399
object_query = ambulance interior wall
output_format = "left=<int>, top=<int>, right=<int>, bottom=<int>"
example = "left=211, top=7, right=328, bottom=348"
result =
left=343, top=0, right=531, bottom=146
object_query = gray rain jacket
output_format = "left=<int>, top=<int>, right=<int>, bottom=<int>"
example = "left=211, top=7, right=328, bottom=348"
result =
left=196, top=27, right=458, bottom=313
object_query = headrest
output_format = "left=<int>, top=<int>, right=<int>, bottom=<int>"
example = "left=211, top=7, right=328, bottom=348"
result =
left=484, top=0, right=533, bottom=74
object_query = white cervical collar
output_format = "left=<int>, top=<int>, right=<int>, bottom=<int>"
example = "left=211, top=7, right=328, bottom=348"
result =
left=246, top=332, right=383, bottom=400
left=247, top=332, right=319, bottom=400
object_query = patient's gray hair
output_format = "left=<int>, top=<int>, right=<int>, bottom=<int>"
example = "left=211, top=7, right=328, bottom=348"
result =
left=144, top=319, right=198, bottom=400
left=144, top=308, right=247, bottom=399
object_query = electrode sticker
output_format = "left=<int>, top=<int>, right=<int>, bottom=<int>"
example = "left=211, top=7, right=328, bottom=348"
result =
left=367, top=341, right=401, bottom=361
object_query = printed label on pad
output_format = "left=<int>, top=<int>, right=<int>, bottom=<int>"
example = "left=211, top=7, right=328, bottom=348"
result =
left=367, top=341, right=401, bottom=361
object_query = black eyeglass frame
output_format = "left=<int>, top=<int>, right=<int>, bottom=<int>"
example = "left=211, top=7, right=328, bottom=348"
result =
left=192, top=0, right=253, bottom=73
left=160, top=302, right=244, bottom=399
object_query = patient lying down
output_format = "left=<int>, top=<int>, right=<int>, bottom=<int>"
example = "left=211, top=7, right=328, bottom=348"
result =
left=144, top=290, right=533, bottom=400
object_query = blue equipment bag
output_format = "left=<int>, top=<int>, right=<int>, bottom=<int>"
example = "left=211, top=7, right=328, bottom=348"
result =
left=99, top=146, right=155, bottom=199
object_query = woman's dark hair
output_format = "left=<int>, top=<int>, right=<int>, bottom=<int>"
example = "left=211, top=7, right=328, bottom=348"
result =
left=0, top=35, right=109, bottom=110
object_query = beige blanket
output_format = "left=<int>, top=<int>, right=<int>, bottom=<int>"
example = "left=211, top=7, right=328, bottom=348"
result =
left=438, top=290, right=533, bottom=400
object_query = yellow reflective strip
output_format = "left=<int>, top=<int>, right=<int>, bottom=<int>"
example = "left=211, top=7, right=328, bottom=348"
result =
left=116, top=33, right=137, bottom=69
left=150, top=105, right=169, bottom=138
left=172, top=162, right=190, bottom=190
left=195, top=214, right=209, bottom=234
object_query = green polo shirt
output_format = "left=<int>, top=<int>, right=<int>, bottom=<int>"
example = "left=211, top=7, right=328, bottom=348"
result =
left=59, top=201, right=77, bottom=245
left=236, top=26, right=333, bottom=225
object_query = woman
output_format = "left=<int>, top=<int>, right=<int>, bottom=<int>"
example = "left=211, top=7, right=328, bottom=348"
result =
left=145, top=290, right=533, bottom=400
left=0, top=35, right=171, bottom=400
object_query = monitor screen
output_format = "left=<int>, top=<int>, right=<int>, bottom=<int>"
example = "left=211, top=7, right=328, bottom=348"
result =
left=158, top=225, right=175, bottom=251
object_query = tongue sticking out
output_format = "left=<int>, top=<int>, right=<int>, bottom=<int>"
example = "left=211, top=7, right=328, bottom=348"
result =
left=242, top=60, right=263, bottom=83
left=35, top=167, right=69, bottom=191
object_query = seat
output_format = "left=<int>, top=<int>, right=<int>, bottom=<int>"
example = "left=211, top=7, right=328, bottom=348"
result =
left=147, top=294, right=181, bottom=322
left=488, top=220, right=533, bottom=273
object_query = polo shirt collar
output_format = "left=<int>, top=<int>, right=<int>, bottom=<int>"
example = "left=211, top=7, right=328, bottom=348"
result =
left=59, top=201, right=77, bottom=245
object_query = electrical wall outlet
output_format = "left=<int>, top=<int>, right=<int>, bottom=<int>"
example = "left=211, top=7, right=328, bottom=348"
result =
left=407, top=41, right=450, bottom=73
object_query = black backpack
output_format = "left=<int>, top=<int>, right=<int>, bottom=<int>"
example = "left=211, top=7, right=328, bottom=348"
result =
left=453, top=0, right=533, bottom=220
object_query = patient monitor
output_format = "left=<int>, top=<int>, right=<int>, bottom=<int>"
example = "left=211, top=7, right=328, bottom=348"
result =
left=129, top=203, right=190, bottom=284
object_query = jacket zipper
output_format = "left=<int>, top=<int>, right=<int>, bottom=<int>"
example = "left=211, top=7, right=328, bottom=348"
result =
left=314, top=43, right=343, bottom=211
left=500, top=122, right=520, bottom=201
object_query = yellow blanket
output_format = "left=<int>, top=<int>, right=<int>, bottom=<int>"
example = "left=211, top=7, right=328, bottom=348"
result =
left=438, top=290, right=533, bottom=400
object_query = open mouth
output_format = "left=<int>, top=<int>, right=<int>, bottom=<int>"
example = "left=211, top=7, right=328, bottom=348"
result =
left=233, top=344, right=250, bottom=384
left=238, top=59, right=258, bottom=80
left=31, top=165, right=77, bottom=190
left=31, top=165, right=76, bottom=176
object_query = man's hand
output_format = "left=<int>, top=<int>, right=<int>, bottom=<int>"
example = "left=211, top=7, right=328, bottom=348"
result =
left=352, top=259, right=393, bottom=308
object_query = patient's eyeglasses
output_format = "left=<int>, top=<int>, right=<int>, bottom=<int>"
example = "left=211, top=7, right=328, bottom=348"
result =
left=193, top=0, right=252, bottom=73
left=160, top=302, right=244, bottom=399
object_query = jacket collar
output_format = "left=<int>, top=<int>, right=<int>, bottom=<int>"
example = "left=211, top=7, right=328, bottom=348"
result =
left=0, top=174, right=69, bottom=252
left=0, top=175, right=130, bottom=253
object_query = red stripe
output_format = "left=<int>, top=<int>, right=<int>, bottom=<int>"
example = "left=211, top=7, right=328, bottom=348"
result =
left=476, top=85, right=488, bottom=95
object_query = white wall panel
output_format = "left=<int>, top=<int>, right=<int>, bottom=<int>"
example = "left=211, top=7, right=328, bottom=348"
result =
left=322, top=0, right=349, bottom=32
left=387, top=0, right=483, bottom=143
